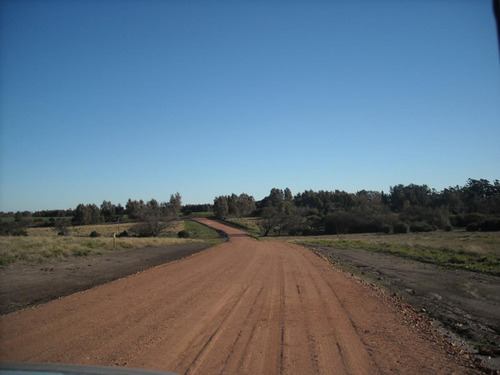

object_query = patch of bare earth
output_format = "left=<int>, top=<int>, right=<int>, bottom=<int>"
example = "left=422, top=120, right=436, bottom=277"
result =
left=0, top=219, right=486, bottom=374
left=0, top=242, right=213, bottom=315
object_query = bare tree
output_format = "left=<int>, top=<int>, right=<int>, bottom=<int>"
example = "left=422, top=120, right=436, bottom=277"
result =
left=52, top=218, right=71, bottom=236
left=257, top=206, right=282, bottom=236
left=168, top=192, right=182, bottom=218
left=131, top=199, right=175, bottom=237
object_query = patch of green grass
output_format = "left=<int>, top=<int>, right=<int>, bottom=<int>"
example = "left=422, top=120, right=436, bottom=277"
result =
left=224, top=217, right=261, bottom=237
left=298, top=239, right=500, bottom=276
left=184, top=220, right=224, bottom=240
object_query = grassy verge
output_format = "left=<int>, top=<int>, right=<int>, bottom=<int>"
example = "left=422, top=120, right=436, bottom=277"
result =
left=0, top=236, right=201, bottom=266
left=297, top=239, right=500, bottom=276
left=223, top=217, right=261, bottom=237
left=183, top=220, right=226, bottom=243
left=274, top=231, right=500, bottom=255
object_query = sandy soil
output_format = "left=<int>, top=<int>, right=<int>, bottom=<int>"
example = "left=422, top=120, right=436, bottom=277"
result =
left=0, top=219, right=484, bottom=374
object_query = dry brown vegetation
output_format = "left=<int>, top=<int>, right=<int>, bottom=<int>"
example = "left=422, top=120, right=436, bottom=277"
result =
left=26, top=221, right=184, bottom=238
left=0, top=221, right=200, bottom=266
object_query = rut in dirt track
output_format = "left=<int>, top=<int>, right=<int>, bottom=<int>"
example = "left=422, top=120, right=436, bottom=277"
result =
left=0, top=219, right=478, bottom=375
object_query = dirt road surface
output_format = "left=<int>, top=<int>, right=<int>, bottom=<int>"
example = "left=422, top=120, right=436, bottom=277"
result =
left=0, top=219, right=480, bottom=374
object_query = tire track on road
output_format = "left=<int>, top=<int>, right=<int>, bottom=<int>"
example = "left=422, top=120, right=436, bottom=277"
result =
left=182, top=284, right=252, bottom=375
left=286, top=242, right=380, bottom=374
left=219, top=285, right=264, bottom=374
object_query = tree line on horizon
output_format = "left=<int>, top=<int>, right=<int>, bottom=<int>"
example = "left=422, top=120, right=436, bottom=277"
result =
left=0, top=193, right=185, bottom=237
left=1, top=178, right=499, bottom=236
left=213, top=178, right=500, bottom=236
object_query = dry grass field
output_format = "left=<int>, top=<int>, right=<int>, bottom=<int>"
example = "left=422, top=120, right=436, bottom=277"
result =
left=271, top=231, right=500, bottom=276
left=26, top=221, right=184, bottom=237
left=227, top=217, right=500, bottom=257
left=276, top=230, right=500, bottom=257
left=0, top=221, right=216, bottom=266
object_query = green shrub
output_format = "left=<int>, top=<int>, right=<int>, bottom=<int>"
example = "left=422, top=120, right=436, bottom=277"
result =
left=177, top=230, right=190, bottom=238
left=381, top=224, right=392, bottom=234
left=11, top=228, right=28, bottom=236
left=463, top=213, right=485, bottom=225
left=480, top=218, right=500, bottom=232
left=466, top=223, right=480, bottom=232
left=117, top=230, right=129, bottom=237
left=449, top=215, right=459, bottom=227
left=0, top=221, right=29, bottom=236
left=393, top=222, right=409, bottom=234
left=453, top=213, right=485, bottom=228
left=324, top=212, right=392, bottom=234
left=410, top=222, right=435, bottom=232
left=89, top=231, right=101, bottom=238
left=53, top=219, right=71, bottom=236
left=400, top=206, right=449, bottom=229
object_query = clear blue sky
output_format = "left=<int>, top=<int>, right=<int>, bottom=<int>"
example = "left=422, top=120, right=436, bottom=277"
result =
left=1, top=0, right=499, bottom=212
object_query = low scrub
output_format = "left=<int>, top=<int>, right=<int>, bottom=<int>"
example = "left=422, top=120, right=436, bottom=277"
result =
left=324, top=212, right=391, bottom=235
left=393, top=222, right=409, bottom=234
left=451, top=213, right=486, bottom=228
left=177, top=230, right=190, bottom=238
left=410, top=222, right=435, bottom=233
left=451, top=214, right=500, bottom=232
left=298, top=239, right=500, bottom=276
left=480, top=218, right=500, bottom=231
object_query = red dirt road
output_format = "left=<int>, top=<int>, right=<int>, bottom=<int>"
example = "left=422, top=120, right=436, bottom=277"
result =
left=0, top=219, right=478, bottom=374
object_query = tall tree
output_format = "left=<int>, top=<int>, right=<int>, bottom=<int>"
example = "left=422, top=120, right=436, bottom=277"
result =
left=72, top=204, right=101, bottom=225
left=100, top=200, right=116, bottom=222
left=125, top=199, right=142, bottom=219
left=168, top=192, right=182, bottom=217
left=213, top=196, right=229, bottom=219
left=237, top=193, right=256, bottom=216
